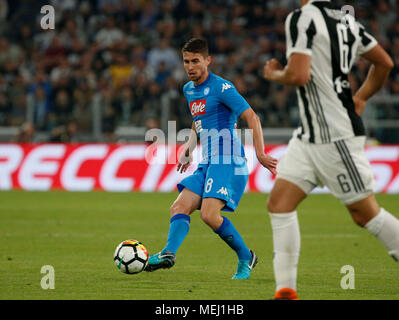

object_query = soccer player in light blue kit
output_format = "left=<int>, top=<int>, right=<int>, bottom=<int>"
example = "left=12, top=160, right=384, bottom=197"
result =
left=145, top=38, right=277, bottom=279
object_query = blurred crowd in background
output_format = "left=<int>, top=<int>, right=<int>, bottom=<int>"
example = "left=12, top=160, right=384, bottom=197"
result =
left=0, top=0, right=398, bottom=143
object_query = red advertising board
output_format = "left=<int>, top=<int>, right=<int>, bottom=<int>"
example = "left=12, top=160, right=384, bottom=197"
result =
left=0, top=143, right=399, bottom=193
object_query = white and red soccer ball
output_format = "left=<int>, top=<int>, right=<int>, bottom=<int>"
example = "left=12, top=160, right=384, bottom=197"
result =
left=113, top=240, right=149, bottom=274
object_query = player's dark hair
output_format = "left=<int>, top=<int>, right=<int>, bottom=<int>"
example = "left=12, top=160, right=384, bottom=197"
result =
left=182, top=38, right=209, bottom=57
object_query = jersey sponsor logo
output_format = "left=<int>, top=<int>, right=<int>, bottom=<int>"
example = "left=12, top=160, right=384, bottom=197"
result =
left=216, top=187, right=228, bottom=196
left=221, top=83, right=232, bottom=92
left=334, top=76, right=350, bottom=94
left=190, top=99, right=207, bottom=117
left=194, top=119, right=203, bottom=133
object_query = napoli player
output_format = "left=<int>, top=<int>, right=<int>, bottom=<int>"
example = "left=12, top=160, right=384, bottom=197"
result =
left=145, top=38, right=277, bottom=279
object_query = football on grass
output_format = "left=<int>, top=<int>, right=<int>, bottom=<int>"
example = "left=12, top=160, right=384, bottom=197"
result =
left=114, top=240, right=149, bottom=274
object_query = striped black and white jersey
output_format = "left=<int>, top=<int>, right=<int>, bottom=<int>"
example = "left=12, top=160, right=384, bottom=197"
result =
left=285, top=0, right=378, bottom=144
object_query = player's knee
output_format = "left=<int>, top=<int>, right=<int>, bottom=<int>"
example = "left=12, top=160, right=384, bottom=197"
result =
left=200, top=210, right=211, bottom=225
left=267, top=195, right=300, bottom=213
left=350, top=214, right=367, bottom=227
left=200, top=210, right=219, bottom=229
left=267, top=196, right=285, bottom=213
left=348, top=208, right=369, bottom=227
left=170, top=201, right=190, bottom=216
left=347, top=200, right=380, bottom=228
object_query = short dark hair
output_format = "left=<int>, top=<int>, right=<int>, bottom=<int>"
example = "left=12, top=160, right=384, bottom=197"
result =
left=182, top=38, right=209, bottom=57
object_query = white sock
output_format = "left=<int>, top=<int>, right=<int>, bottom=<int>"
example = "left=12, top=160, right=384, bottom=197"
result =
left=364, top=208, right=399, bottom=262
left=269, top=211, right=300, bottom=291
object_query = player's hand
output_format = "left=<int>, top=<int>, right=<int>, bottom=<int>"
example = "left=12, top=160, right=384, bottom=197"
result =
left=353, top=95, right=367, bottom=116
left=177, top=147, right=192, bottom=174
left=257, top=152, right=278, bottom=176
left=264, top=59, right=283, bottom=80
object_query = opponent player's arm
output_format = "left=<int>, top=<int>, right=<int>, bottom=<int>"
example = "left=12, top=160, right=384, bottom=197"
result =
left=240, top=108, right=277, bottom=175
left=264, top=53, right=311, bottom=86
left=353, top=44, right=394, bottom=115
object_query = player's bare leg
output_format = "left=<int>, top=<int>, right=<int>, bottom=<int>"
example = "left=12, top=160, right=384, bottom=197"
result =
left=145, top=188, right=201, bottom=272
left=267, top=178, right=308, bottom=300
left=346, top=193, right=380, bottom=227
left=267, top=178, right=308, bottom=213
left=346, top=194, right=399, bottom=262
left=200, top=197, right=258, bottom=279
left=199, top=197, right=225, bottom=230
left=170, top=188, right=202, bottom=218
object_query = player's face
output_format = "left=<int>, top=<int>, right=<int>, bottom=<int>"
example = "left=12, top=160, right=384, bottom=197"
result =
left=183, top=52, right=211, bottom=84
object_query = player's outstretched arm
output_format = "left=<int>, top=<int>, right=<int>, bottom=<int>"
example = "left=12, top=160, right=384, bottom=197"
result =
left=177, top=121, right=197, bottom=173
left=353, top=44, right=394, bottom=115
left=240, top=108, right=278, bottom=176
left=263, top=53, right=311, bottom=86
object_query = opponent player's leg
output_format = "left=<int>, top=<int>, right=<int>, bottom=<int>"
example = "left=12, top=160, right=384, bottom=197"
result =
left=267, top=178, right=307, bottom=300
left=321, top=137, right=399, bottom=263
left=346, top=193, right=399, bottom=262
left=145, top=188, right=201, bottom=272
left=200, top=197, right=257, bottom=279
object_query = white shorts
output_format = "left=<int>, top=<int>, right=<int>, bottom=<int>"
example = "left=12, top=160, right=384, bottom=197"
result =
left=276, top=136, right=375, bottom=205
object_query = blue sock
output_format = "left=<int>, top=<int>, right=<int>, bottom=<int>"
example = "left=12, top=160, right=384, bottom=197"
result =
left=162, top=214, right=191, bottom=255
left=214, top=216, right=252, bottom=261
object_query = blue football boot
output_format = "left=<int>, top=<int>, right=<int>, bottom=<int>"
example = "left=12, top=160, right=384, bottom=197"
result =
left=232, top=250, right=258, bottom=279
left=144, top=250, right=176, bottom=272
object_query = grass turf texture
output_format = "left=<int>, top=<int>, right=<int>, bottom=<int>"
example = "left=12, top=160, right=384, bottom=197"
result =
left=0, top=191, right=398, bottom=300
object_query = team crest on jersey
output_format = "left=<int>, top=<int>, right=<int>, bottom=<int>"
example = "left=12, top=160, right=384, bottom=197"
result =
left=190, top=99, right=207, bottom=117
left=204, top=87, right=210, bottom=95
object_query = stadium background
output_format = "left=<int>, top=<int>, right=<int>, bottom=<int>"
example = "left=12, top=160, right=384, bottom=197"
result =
left=0, top=0, right=399, bottom=302
left=0, top=0, right=398, bottom=193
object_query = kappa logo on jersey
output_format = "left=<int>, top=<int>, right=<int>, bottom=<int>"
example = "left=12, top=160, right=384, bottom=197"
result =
left=190, top=99, right=207, bottom=117
left=217, top=187, right=228, bottom=196
left=222, top=83, right=232, bottom=92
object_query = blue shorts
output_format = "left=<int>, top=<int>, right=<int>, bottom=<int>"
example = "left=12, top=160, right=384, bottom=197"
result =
left=177, top=155, right=249, bottom=212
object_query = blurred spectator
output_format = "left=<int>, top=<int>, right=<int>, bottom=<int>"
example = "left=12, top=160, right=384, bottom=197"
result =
left=113, top=86, right=135, bottom=126
left=51, top=89, right=73, bottom=126
left=0, top=90, right=10, bottom=125
left=49, top=119, right=79, bottom=143
left=43, top=35, right=67, bottom=70
left=0, top=38, right=23, bottom=78
left=147, top=38, right=180, bottom=74
left=50, top=58, right=72, bottom=85
left=140, top=82, right=162, bottom=125
left=98, top=87, right=117, bottom=141
left=9, top=93, right=27, bottom=126
left=50, top=0, right=78, bottom=12
left=27, top=86, right=51, bottom=130
left=155, top=61, right=171, bottom=86
left=95, top=16, right=124, bottom=49
left=108, top=52, right=133, bottom=88
left=72, top=80, right=93, bottom=132
left=15, top=122, right=35, bottom=143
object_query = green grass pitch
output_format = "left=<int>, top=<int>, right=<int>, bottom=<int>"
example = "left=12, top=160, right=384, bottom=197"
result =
left=0, top=191, right=398, bottom=300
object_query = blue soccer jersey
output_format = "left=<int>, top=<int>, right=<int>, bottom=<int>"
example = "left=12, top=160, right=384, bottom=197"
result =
left=183, top=72, right=250, bottom=160
left=178, top=72, right=251, bottom=212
